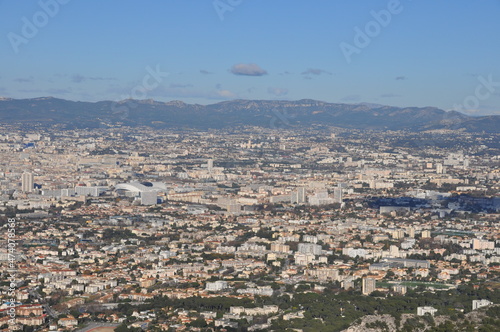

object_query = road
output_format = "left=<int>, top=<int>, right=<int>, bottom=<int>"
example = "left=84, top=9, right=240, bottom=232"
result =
left=28, top=289, right=60, bottom=318
left=75, top=322, right=119, bottom=332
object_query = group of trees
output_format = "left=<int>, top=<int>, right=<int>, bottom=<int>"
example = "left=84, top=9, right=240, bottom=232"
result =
left=105, top=283, right=499, bottom=331
left=268, top=284, right=500, bottom=331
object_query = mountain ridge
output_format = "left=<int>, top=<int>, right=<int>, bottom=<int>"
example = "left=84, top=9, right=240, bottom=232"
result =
left=0, top=97, right=498, bottom=132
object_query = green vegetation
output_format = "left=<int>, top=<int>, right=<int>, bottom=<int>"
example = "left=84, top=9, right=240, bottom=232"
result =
left=117, top=296, right=257, bottom=316
left=109, top=284, right=499, bottom=331
left=102, top=228, right=137, bottom=241
left=268, top=284, right=499, bottom=331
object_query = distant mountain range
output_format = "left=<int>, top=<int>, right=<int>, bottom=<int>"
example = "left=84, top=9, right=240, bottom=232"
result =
left=0, top=97, right=498, bottom=132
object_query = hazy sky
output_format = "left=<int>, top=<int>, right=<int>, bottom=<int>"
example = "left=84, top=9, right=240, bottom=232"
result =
left=1, top=0, right=499, bottom=115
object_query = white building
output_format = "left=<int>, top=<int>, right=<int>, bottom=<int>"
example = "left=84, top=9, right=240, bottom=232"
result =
left=417, top=306, right=437, bottom=316
left=294, top=253, right=316, bottom=266
left=236, top=286, right=274, bottom=296
left=21, top=172, right=34, bottom=192
left=472, top=299, right=492, bottom=310
left=362, top=277, right=376, bottom=295
left=75, top=186, right=107, bottom=197
left=291, top=187, right=306, bottom=204
left=333, top=187, right=343, bottom=204
left=298, top=243, right=322, bottom=255
left=308, top=189, right=334, bottom=206
left=306, top=268, right=339, bottom=281
left=141, top=191, right=158, bottom=205
left=115, top=182, right=165, bottom=205
left=205, top=280, right=229, bottom=291
left=343, top=247, right=367, bottom=258
left=472, top=239, right=495, bottom=250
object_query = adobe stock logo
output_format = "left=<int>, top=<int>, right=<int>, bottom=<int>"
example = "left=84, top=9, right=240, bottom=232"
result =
left=340, top=0, right=404, bottom=64
left=7, top=0, right=71, bottom=54
left=453, top=75, right=500, bottom=114
left=102, top=64, right=169, bottom=128
left=270, top=109, right=297, bottom=130
left=213, top=0, right=242, bottom=21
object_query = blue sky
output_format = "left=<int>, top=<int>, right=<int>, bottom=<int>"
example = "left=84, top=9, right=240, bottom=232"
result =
left=1, top=0, right=499, bottom=115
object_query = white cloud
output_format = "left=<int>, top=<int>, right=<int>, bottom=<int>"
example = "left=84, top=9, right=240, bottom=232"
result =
left=230, top=63, right=268, bottom=76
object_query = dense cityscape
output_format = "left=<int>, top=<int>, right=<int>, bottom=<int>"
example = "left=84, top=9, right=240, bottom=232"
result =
left=2, top=2, right=500, bottom=331
left=0, top=125, right=499, bottom=331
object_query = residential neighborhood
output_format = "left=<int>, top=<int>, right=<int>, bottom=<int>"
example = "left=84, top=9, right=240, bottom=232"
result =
left=0, top=127, right=498, bottom=331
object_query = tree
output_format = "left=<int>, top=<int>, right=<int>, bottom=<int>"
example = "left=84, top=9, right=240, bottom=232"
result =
left=189, top=317, right=207, bottom=328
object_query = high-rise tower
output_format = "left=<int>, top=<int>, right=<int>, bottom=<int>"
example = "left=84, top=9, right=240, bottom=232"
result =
left=21, top=172, right=34, bottom=192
